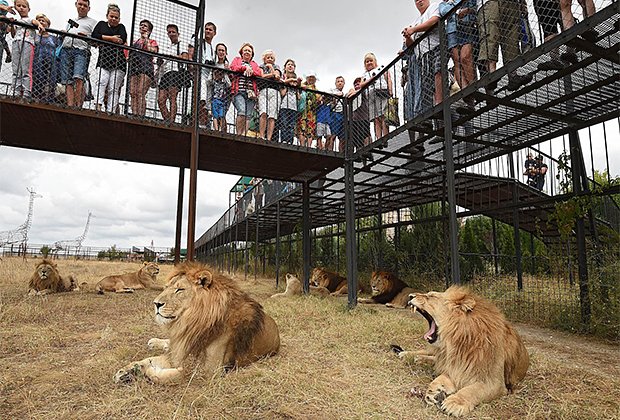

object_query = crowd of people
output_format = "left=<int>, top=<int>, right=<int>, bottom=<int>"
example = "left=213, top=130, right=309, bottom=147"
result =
left=0, top=0, right=601, bottom=152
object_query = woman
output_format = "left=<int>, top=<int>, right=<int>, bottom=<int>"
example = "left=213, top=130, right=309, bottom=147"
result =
left=297, top=71, right=319, bottom=148
left=91, top=3, right=127, bottom=113
left=361, top=52, right=392, bottom=140
left=230, top=42, right=262, bottom=136
left=278, top=58, right=301, bottom=144
left=32, top=13, right=59, bottom=103
left=214, top=42, right=229, bottom=68
left=128, top=19, right=158, bottom=117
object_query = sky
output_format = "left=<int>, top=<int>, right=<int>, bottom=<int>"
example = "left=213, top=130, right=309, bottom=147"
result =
left=0, top=0, right=618, bottom=250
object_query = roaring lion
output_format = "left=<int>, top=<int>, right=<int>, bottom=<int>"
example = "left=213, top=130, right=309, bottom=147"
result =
left=95, top=261, right=162, bottom=293
left=310, top=267, right=349, bottom=296
left=270, top=273, right=330, bottom=298
left=397, top=286, right=529, bottom=417
left=28, top=259, right=79, bottom=296
left=357, top=271, right=415, bottom=308
left=113, top=261, right=280, bottom=385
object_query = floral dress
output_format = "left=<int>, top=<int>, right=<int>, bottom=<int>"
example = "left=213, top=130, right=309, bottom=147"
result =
left=297, top=83, right=318, bottom=138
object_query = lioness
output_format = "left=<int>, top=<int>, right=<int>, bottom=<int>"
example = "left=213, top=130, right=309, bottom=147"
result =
left=114, top=262, right=280, bottom=385
left=398, top=286, right=529, bottom=417
left=270, top=273, right=330, bottom=298
left=357, top=271, right=415, bottom=308
left=28, top=259, right=79, bottom=295
left=96, top=261, right=162, bottom=293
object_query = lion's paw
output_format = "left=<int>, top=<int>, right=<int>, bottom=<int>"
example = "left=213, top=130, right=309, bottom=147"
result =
left=440, top=394, right=475, bottom=417
left=147, top=338, right=169, bottom=352
left=113, top=363, right=143, bottom=385
left=425, top=383, right=450, bottom=407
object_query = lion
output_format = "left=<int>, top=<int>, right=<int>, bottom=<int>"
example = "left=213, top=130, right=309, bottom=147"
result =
left=113, top=261, right=280, bottom=385
left=270, top=273, right=330, bottom=298
left=357, top=271, right=415, bottom=308
left=396, top=286, right=529, bottom=417
left=310, top=267, right=349, bottom=296
left=95, top=261, right=162, bottom=293
left=28, top=259, right=79, bottom=296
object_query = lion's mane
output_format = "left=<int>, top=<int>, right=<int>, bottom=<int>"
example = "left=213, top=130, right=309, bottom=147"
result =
left=408, top=286, right=529, bottom=416
left=28, top=259, right=78, bottom=294
left=359, top=271, right=414, bottom=307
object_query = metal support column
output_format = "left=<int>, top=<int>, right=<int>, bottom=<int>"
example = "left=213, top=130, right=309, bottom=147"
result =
left=344, top=97, right=358, bottom=308
left=439, top=22, right=460, bottom=285
left=377, top=192, right=383, bottom=268
left=492, top=218, right=499, bottom=275
left=302, top=181, right=312, bottom=294
left=275, top=201, right=281, bottom=289
left=174, top=168, right=184, bottom=263
left=244, top=218, right=249, bottom=281
left=508, top=154, right=523, bottom=290
left=568, top=129, right=591, bottom=328
left=255, top=210, right=259, bottom=281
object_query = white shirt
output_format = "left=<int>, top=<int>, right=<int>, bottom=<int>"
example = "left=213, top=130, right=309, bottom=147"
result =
left=62, top=15, right=97, bottom=50
left=330, top=87, right=344, bottom=113
left=159, top=38, right=189, bottom=73
left=411, top=2, right=441, bottom=56
left=12, top=15, right=35, bottom=45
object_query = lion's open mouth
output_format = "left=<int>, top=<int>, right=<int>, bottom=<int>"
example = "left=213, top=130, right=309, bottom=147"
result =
left=410, top=305, right=438, bottom=344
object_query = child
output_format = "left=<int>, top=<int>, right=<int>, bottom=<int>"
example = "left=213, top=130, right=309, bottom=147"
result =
left=315, top=94, right=331, bottom=150
left=211, top=68, right=230, bottom=132
left=258, top=49, right=281, bottom=141
left=0, top=0, right=14, bottom=67
left=9, top=0, right=43, bottom=99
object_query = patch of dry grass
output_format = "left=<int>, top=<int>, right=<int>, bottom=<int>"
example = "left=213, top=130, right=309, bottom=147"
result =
left=1, top=257, right=619, bottom=419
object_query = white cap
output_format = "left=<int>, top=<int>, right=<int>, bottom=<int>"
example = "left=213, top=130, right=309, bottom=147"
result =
left=305, top=70, right=319, bottom=81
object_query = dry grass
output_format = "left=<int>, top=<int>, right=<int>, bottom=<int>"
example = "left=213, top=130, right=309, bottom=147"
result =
left=1, top=257, right=619, bottom=420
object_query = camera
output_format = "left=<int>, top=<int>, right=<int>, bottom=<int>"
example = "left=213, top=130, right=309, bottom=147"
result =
left=67, top=19, right=79, bottom=29
left=205, top=59, right=215, bottom=66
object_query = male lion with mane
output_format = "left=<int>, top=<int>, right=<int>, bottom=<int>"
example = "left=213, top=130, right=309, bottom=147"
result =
left=310, top=267, right=349, bottom=296
left=114, top=261, right=280, bottom=385
left=396, top=286, right=529, bottom=416
left=95, top=261, right=162, bottom=293
left=28, top=259, right=79, bottom=295
left=357, top=271, right=415, bottom=308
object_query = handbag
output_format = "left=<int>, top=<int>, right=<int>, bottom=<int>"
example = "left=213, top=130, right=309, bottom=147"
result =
left=384, top=97, right=400, bottom=127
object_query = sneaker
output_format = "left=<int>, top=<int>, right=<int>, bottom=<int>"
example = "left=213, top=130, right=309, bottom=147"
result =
left=561, top=51, right=579, bottom=65
left=537, top=59, right=565, bottom=71
left=580, top=29, right=598, bottom=43
left=506, top=73, right=532, bottom=91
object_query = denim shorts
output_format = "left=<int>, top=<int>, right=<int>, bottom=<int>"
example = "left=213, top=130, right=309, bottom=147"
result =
left=60, top=47, right=90, bottom=84
left=212, top=97, right=226, bottom=119
left=233, top=91, right=256, bottom=117
left=329, top=111, right=344, bottom=137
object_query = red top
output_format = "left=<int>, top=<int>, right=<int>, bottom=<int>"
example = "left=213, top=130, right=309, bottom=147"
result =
left=230, top=56, right=263, bottom=96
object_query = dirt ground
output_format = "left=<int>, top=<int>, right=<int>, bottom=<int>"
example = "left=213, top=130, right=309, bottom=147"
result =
left=0, top=257, right=618, bottom=419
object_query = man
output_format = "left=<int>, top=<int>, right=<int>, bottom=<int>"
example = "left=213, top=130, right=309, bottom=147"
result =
left=524, top=152, right=537, bottom=188
left=534, top=155, right=548, bottom=191
left=327, top=76, right=345, bottom=152
left=190, top=22, right=216, bottom=124
left=476, top=0, right=532, bottom=92
left=60, top=0, right=97, bottom=108
left=157, top=24, right=190, bottom=124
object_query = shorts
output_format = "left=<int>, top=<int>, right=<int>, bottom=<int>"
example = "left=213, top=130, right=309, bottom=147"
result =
left=534, top=0, right=562, bottom=38
left=316, top=122, right=331, bottom=137
left=60, top=47, right=89, bottom=84
left=329, top=111, right=344, bottom=138
left=456, top=22, right=478, bottom=47
left=159, top=70, right=191, bottom=90
left=447, top=32, right=458, bottom=50
left=233, top=91, right=256, bottom=117
left=258, top=87, right=280, bottom=119
left=212, top=97, right=226, bottom=119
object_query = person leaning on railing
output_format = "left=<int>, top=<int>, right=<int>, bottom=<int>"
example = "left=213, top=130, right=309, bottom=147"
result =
left=8, top=0, right=44, bottom=100
left=32, top=13, right=60, bottom=103
left=128, top=19, right=158, bottom=117
left=59, top=0, right=97, bottom=108
left=258, top=49, right=281, bottom=141
left=360, top=52, right=392, bottom=141
left=156, top=23, right=191, bottom=124
left=0, top=0, right=15, bottom=68
left=277, top=59, right=301, bottom=145
left=230, top=42, right=262, bottom=136
left=91, top=3, right=127, bottom=113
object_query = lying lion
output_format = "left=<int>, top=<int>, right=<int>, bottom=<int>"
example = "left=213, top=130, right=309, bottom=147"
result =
left=95, top=261, right=162, bottom=293
left=270, top=273, right=330, bottom=298
left=310, top=267, right=350, bottom=296
left=114, top=261, right=280, bottom=385
left=357, top=271, right=415, bottom=308
left=395, top=286, right=529, bottom=417
left=28, top=259, right=79, bottom=296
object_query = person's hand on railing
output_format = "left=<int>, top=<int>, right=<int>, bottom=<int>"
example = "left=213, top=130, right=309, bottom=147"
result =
left=243, top=64, right=254, bottom=77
